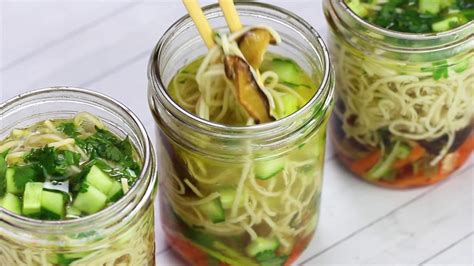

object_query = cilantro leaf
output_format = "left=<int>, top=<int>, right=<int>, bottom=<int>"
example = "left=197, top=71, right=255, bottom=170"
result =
left=76, top=128, right=141, bottom=184
left=25, top=147, right=81, bottom=179
left=13, top=165, right=42, bottom=190
left=79, top=182, right=89, bottom=193
left=57, top=123, right=78, bottom=138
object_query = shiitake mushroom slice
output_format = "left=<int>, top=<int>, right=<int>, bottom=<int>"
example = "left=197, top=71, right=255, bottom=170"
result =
left=224, top=55, right=274, bottom=124
left=238, top=28, right=277, bottom=69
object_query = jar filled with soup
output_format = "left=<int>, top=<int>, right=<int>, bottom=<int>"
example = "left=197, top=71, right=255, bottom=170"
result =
left=324, top=0, right=473, bottom=188
left=148, top=2, right=334, bottom=265
left=0, top=88, right=157, bottom=265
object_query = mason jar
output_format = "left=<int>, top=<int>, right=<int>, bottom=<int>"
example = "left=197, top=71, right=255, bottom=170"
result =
left=0, top=88, right=157, bottom=265
left=324, top=0, right=473, bottom=188
left=148, top=2, right=334, bottom=265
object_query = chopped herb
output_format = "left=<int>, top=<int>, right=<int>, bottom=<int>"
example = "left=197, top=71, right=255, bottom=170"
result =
left=79, top=182, right=89, bottom=193
left=13, top=165, right=42, bottom=190
left=25, top=147, right=81, bottom=179
left=57, top=123, right=78, bottom=138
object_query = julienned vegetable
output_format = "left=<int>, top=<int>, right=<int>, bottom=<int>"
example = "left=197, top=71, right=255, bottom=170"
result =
left=0, top=112, right=141, bottom=220
left=345, top=0, right=473, bottom=33
left=157, top=24, right=328, bottom=265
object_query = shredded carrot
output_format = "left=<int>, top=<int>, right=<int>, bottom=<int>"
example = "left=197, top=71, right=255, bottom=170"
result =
left=377, top=134, right=473, bottom=189
left=164, top=231, right=209, bottom=266
left=284, top=233, right=314, bottom=266
left=349, top=150, right=381, bottom=176
left=375, top=167, right=445, bottom=188
left=393, top=144, right=426, bottom=169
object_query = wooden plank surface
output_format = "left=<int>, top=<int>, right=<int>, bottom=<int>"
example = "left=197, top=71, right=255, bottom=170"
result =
left=1, top=1, right=472, bottom=265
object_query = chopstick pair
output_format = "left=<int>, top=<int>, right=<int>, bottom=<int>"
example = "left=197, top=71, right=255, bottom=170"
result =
left=182, top=0, right=243, bottom=49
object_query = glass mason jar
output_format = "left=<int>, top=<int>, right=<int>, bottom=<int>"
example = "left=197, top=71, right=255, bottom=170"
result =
left=148, top=2, right=334, bottom=266
left=324, top=0, right=474, bottom=188
left=0, top=88, right=157, bottom=265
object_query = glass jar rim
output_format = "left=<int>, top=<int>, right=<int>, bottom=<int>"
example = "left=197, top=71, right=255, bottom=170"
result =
left=0, top=87, right=156, bottom=231
left=148, top=2, right=333, bottom=135
left=332, top=0, right=474, bottom=40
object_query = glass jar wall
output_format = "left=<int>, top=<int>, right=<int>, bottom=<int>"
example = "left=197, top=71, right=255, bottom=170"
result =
left=0, top=88, right=158, bottom=265
left=148, top=2, right=334, bottom=265
left=324, top=0, right=473, bottom=188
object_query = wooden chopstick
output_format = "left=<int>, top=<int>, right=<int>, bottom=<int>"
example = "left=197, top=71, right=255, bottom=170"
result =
left=182, top=0, right=215, bottom=48
left=218, top=0, right=243, bottom=32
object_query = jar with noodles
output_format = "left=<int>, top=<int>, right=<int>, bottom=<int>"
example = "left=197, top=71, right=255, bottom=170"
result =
left=324, top=0, right=473, bottom=188
left=148, top=2, right=334, bottom=265
left=0, top=88, right=157, bottom=265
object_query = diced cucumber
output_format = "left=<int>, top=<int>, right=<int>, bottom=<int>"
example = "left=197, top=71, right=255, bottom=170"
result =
left=41, top=190, right=65, bottom=219
left=73, top=184, right=107, bottom=214
left=419, top=0, right=441, bottom=14
left=348, top=0, right=369, bottom=18
left=66, top=206, right=82, bottom=218
left=2, top=193, right=22, bottom=215
left=255, top=159, right=285, bottom=180
left=245, top=237, right=280, bottom=257
left=432, top=17, right=460, bottom=32
left=281, top=95, right=299, bottom=117
left=6, top=168, right=22, bottom=195
left=218, top=187, right=242, bottom=210
left=23, top=182, right=43, bottom=216
left=86, top=165, right=114, bottom=194
left=198, top=198, right=225, bottom=223
left=107, top=181, right=123, bottom=202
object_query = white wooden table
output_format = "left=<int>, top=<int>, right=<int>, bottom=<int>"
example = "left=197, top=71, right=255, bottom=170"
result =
left=1, top=0, right=472, bottom=265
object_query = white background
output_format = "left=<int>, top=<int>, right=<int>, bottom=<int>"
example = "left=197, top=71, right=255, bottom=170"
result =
left=0, top=0, right=473, bottom=265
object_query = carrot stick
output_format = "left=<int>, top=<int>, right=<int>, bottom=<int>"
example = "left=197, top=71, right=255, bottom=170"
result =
left=349, top=150, right=381, bottom=176
left=393, top=144, right=426, bottom=169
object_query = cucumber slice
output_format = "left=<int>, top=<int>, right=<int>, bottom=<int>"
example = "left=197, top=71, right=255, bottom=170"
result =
left=245, top=237, right=280, bottom=257
left=41, top=190, right=65, bottom=219
left=255, top=159, right=285, bottom=180
left=23, top=182, right=43, bottom=216
left=271, top=58, right=306, bottom=87
left=73, top=184, right=107, bottom=214
left=432, top=17, right=460, bottom=32
left=2, top=193, right=22, bottom=215
left=281, top=95, right=299, bottom=117
left=6, top=168, right=22, bottom=195
left=198, top=198, right=225, bottom=223
left=86, top=165, right=114, bottom=194
left=419, top=0, right=441, bottom=14
left=107, top=181, right=123, bottom=202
